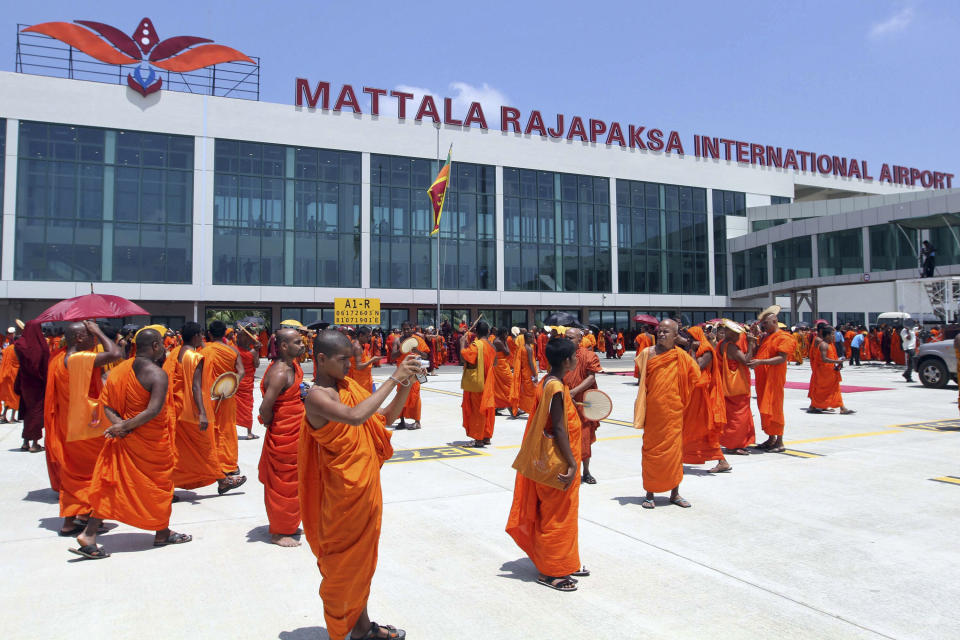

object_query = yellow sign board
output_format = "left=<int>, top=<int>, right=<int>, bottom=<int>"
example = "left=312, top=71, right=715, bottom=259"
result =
left=334, top=297, right=381, bottom=325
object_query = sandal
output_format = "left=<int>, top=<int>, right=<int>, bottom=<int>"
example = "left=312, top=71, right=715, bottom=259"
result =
left=154, top=531, right=192, bottom=546
left=218, top=475, right=247, bottom=495
left=68, top=544, right=110, bottom=560
left=641, top=498, right=655, bottom=509
left=670, top=496, right=692, bottom=508
left=58, top=524, right=84, bottom=537
left=351, top=621, right=406, bottom=639
left=840, top=408, right=856, bottom=415
left=408, top=422, right=422, bottom=430
left=768, top=446, right=786, bottom=453
left=537, top=576, right=578, bottom=592
left=571, top=566, right=590, bottom=577
left=28, top=445, right=44, bottom=453
left=581, top=473, right=597, bottom=484
left=244, top=433, right=260, bottom=440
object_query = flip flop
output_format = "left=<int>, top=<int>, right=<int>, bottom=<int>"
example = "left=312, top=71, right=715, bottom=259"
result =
left=670, top=497, right=692, bottom=508
left=68, top=544, right=110, bottom=560
left=218, top=475, right=247, bottom=495
left=641, top=498, right=655, bottom=509
left=352, top=622, right=406, bottom=639
left=840, top=409, right=856, bottom=415
left=768, top=446, right=786, bottom=453
left=571, top=566, right=590, bottom=577
left=58, top=524, right=84, bottom=537
left=582, top=474, right=597, bottom=484
left=537, top=576, right=578, bottom=592
left=154, top=532, right=192, bottom=546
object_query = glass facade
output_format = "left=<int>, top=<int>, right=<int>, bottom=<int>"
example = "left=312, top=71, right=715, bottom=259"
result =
left=732, top=245, right=768, bottom=290
left=589, top=309, right=631, bottom=331
left=751, top=219, right=787, bottom=232
left=213, top=140, right=360, bottom=287
left=869, top=224, right=918, bottom=272
left=772, top=236, right=812, bottom=282
left=771, top=196, right=791, bottom=205
left=371, top=155, right=494, bottom=290
left=836, top=311, right=865, bottom=326
left=616, top=180, right=707, bottom=294
left=280, top=307, right=334, bottom=327
left=477, top=309, right=528, bottom=331
left=712, top=189, right=746, bottom=295
left=818, top=229, right=862, bottom=276
left=928, top=226, right=957, bottom=267
left=16, top=121, right=193, bottom=282
left=503, top=169, right=610, bottom=292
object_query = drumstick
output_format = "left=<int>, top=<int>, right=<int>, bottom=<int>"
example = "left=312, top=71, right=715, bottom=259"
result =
left=237, top=323, right=260, bottom=344
left=468, top=313, right=485, bottom=332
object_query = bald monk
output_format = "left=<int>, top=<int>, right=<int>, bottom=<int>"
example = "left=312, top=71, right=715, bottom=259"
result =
left=172, top=322, right=246, bottom=495
left=633, top=326, right=654, bottom=379
left=347, top=326, right=377, bottom=393
left=633, top=319, right=699, bottom=508
left=683, top=326, right=730, bottom=473
left=563, top=328, right=603, bottom=484
left=508, top=329, right=538, bottom=418
left=492, top=328, right=514, bottom=416
left=808, top=325, right=855, bottom=415
left=69, top=329, right=189, bottom=559
left=203, top=320, right=245, bottom=476
left=390, top=322, right=426, bottom=430
left=258, top=328, right=307, bottom=547
left=46, top=321, right=123, bottom=537
left=236, top=328, right=261, bottom=440
left=716, top=322, right=755, bottom=455
left=300, top=330, right=420, bottom=640
left=0, top=340, right=20, bottom=424
left=460, top=320, right=497, bottom=447
left=749, top=310, right=795, bottom=453
left=507, top=337, right=587, bottom=592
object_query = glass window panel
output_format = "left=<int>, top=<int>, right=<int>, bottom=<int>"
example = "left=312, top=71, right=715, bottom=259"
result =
left=113, top=222, right=140, bottom=282
left=410, top=236, right=431, bottom=289
left=260, top=229, right=284, bottom=285
left=645, top=183, right=660, bottom=208
left=618, top=248, right=632, bottom=292
left=519, top=169, right=537, bottom=198
left=459, top=240, right=477, bottom=289
left=390, top=236, right=410, bottom=288
left=166, top=225, right=191, bottom=283
left=479, top=240, right=495, bottom=290
left=391, top=157, right=411, bottom=187
left=503, top=168, right=520, bottom=198
left=540, top=243, right=557, bottom=291
left=317, top=233, right=339, bottom=287
left=563, top=244, right=579, bottom=291
left=505, top=241, right=522, bottom=290
left=295, top=147, right=318, bottom=179
left=237, top=228, right=260, bottom=284
left=370, top=155, right=389, bottom=185
left=577, top=175, right=593, bottom=202
left=73, top=221, right=102, bottom=280
left=537, top=171, right=554, bottom=199
left=560, top=174, right=577, bottom=201
left=213, top=227, right=238, bottom=284
left=594, top=177, right=609, bottom=204
left=293, top=231, right=317, bottom=286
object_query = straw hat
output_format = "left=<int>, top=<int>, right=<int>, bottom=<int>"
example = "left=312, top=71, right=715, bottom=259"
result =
left=721, top=318, right=745, bottom=334
left=758, top=304, right=781, bottom=321
left=510, top=326, right=520, bottom=337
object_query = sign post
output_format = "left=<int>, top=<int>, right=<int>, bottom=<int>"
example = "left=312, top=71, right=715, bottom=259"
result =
left=334, top=298, right=381, bottom=326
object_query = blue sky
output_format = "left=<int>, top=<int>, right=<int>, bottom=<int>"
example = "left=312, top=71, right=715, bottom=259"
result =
left=2, top=0, right=957, bottom=175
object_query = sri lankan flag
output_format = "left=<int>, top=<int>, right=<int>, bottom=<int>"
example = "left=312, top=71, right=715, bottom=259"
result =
left=428, top=145, right=452, bottom=236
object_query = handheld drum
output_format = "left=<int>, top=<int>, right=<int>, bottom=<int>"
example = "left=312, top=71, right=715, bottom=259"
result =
left=577, top=389, right=613, bottom=421
left=400, top=337, right=428, bottom=384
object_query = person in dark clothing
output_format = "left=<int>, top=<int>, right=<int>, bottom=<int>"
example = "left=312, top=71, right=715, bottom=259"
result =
left=921, top=241, right=936, bottom=278
left=14, top=321, right=49, bottom=455
left=881, top=326, right=892, bottom=364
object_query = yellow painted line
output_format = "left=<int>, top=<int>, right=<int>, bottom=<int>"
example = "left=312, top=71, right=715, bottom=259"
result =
left=603, top=418, right=634, bottom=427
left=386, top=445, right=489, bottom=464
left=779, top=449, right=822, bottom=459
left=785, top=430, right=902, bottom=445
left=930, top=476, right=960, bottom=486
left=886, top=418, right=960, bottom=431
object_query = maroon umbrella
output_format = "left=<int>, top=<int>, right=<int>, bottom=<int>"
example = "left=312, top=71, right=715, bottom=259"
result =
left=34, top=294, right=149, bottom=322
left=633, top=313, right=659, bottom=326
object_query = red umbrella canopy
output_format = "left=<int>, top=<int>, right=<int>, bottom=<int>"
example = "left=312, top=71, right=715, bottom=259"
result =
left=633, top=313, right=659, bottom=326
left=34, top=294, right=149, bottom=322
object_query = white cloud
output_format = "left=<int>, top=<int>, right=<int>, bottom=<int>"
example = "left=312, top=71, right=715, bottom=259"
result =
left=394, top=81, right=509, bottom=126
left=869, top=5, right=915, bottom=38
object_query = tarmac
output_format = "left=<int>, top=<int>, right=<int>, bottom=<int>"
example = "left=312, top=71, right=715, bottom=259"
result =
left=3, top=355, right=960, bottom=640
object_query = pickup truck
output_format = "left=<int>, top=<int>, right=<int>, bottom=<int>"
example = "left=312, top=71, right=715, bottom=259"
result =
left=915, top=340, right=957, bottom=388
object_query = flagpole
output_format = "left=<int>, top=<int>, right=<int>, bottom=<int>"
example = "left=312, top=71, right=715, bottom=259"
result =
left=435, top=123, right=441, bottom=332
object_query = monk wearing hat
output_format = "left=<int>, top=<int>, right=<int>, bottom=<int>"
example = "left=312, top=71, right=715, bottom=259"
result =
left=716, top=320, right=755, bottom=456
left=749, top=306, right=795, bottom=453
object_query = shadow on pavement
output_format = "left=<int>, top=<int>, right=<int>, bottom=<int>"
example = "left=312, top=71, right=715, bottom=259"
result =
left=278, top=627, right=328, bottom=640
left=23, top=488, right=59, bottom=504
left=683, top=466, right=717, bottom=477
left=173, top=489, right=244, bottom=504
left=611, top=495, right=646, bottom=506
left=246, top=525, right=271, bottom=544
left=498, top=558, right=539, bottom=583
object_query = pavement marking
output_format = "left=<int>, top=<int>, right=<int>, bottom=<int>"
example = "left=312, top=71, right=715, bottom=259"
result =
left=930, top=475, right=960, bottom=486
left=386, top=445, right=488, bottom=464
left=777, top=449, right=823, bottom=459
left=495, top=432, right=643, bottom=450
left=784, top=430, right=903, bottom=445
left=887, top=418, right=960, bottom=432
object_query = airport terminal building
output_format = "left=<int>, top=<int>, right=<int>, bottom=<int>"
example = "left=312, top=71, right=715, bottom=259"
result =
left=1, top=20, right=956, bottom=331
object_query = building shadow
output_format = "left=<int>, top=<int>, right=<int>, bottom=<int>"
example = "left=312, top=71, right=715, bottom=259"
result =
left=278, top=627, right=328, bottom=640
left=23, top=488, right=59, bottom=504
left=498, top=558, right=539, bottom=583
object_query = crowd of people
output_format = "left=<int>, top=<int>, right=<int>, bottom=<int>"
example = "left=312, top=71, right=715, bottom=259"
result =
left=0, top=305, right=945, bottom=640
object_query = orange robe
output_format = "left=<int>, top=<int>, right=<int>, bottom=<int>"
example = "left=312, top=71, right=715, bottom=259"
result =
left=682, top=328, right=725, bottom=464
left=399, top=336, right=428, bottom=421
left=633, top=333, right=653, bottom=377
left=792, top=332, right=804, bottom=365
left=299, top=377, right=393, bottom=640
left=508, top=337, right=538, bottom=416
left=203, top=341, right=240, bottom=474
left=809, top=343, right=844, bottom=410
left=89, top=359, right=174, bottom=531
left=259, top=361, right=305, bottom=535
left=172, top=348, right=221, bottom=490
left=0, top=344, right=20, bottom=410
left=616, top=333, right=625, bottom=358
left=44, top=351, right=103, bottom=518
left=506, top=335, right=516, bottom=358
left=236, top=348, right=256, bottom=429
left=461, top=338, right=496, bottom=440
left=506, top=377, right=582, bottom=577
left=563, top=347, right=602, bottom=460
left=258, top=331, right=269, bottom=358
left=754, top=329, right=795, bottom=437
left=536, top=333, right=549, bottom=370
left=493, top=349, right=514, bottom=410
left=347, top=345, right=374, bottom=392
left=891, top=331, right=905, bottom=365
left=717, top=343, right=755, bottom=449
left=844, top=331, right=855, bottom=359
left=597, top=331, right=606, bottom=354
left=580, top=333, right=597, bottom=351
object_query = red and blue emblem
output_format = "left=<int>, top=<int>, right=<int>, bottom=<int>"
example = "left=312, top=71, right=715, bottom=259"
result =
left=22, top=18, right=254, bottom=96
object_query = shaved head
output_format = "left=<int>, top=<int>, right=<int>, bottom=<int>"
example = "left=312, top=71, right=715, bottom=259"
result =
left=565, top=327, right=583, bottom=343
left=314, top=329, right=352, bottom=358
left=276, top=327, right=300, bottom=347
left=135, top=328, right=161, bottom=350
left=64, top=322, right=85, bottom=345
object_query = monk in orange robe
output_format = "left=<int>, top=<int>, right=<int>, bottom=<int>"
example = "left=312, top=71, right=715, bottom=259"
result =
left=808, top=325, right=855, bottom=414
left=890, top=328, right=905, bottom=365
left=390, top=322, right=426, bottom=430
left=596, top=329, right=606, bottom=355
left=347, top=326, right=377, bottom=392
left=563, top=328, right=602, bottom=484
left=0, top=341, right=20, bottom=422
left=506, top=332, right=517, bottom=358
left=460, top=320, right=496, bottom=447
left=683, top=326, right=729, bottom=473
left=300, top=330, right=419, bottom=640
left=203, top=321, right=245, bottom=476
left=580, top=330, right=597, bottom=352
left=792, top=330, right=805, bottom=365
left=843, top=327, right=855, bottom=359
left=714, top=321, right=755, bottom=455
left=633, top=327, right=654, bottom=378
left=234, top=329, right=260, bottom=440
left=258, top=328, right=306, bottom=547
left=492, top=328, right=514, bottom=415
left=508, top=329, right=538, bottom=417
left=507, top=336, right=585, bottom=592
left=171, top=322, right=245, bottom=495
left=749, top=309, right=795, bottom=453
left=69, top=329, right=191, bottom=559
left=536, top=329, right=550, bottom=370
left=45, top=321, right=122, bottom=537
left=615, top=331, right=625, bottom=359
left=633, top=319, right=699, bottom=508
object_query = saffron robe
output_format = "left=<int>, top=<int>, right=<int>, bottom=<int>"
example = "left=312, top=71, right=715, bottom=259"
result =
left=506, top=378, right=582, bottom=577
left=563, top=347, right=602, bottom=460
left=259, top=360, right=305, bottom=534
left=633, top=333, right=654, bottom=377
left=347, top=344, right=374, bottom=392
left=682, top=327, right=725, bottom=464
left=717, top=342, right=756, bottom=450
left=493, top=348, right=514, bottom=410
left=461, top=338, right=496, bottom=440
left=508, top=337, right=538, bottom=416
left=616, top=333, right=626, bottom=358
left=172, top=348, right=222, bottom=490
left=236, top=347, right=256, bottom=429
left=634, top=347, right=699, bottom=492
left=399, top=335, right=428, bottom=421
left=536, top=332, right=549, bottom=370
left=44, top=351, right=103, bottom=517
left=88, top=359, right=175, bottom=531
left=299, top=377, right=393, bottom=640
left=203, top=341, right=240, bottom=474
left=0, top=344, right=20, bottom=410
left=754, top=329, right=794, bottom=437
left=809, top=343, right=844, bottom=410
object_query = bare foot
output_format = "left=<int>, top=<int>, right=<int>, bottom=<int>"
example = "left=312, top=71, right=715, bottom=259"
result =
left=708, top=459, right=731, bottom=473
left=270, top=533, right=301, bottom=547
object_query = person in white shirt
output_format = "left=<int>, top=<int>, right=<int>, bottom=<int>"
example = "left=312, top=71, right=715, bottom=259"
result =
left=900, top=324, right=919, bottom=382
